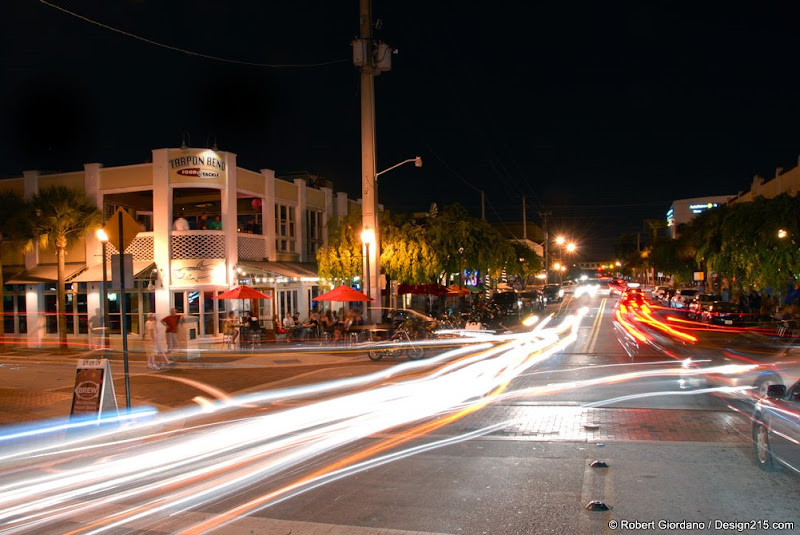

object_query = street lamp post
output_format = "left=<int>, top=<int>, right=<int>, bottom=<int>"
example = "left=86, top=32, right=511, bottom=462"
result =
left=363, top=156, right=422, bottom=324
left=96, top=229, right=110, bottom=352
left=361, top=227, right=375, bottom=304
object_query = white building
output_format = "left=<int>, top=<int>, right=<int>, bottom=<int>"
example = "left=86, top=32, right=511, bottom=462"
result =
left=666, top=195, right=735, bottom=239
left=0, top=147, right=361, bottom=347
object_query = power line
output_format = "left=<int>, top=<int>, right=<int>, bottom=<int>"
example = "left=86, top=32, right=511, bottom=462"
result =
left=38, top=0, right=349, bottom=68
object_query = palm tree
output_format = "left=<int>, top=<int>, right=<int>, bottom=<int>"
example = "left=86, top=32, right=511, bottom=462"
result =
left=0, top=190, right=30, bottom=340
left=24, top=186, right=103, bottom=350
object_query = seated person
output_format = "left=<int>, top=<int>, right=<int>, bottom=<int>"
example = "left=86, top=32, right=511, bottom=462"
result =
left=297, top=312, right=320, bottom=341
left=332, top=310, right=354, bottom=344
left=282, top=311, right=297, bottom=341
left=320, top=311, right=335, bottom=335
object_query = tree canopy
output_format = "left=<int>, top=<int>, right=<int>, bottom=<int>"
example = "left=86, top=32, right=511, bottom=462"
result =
left=316, top=203, right=540, bottom=288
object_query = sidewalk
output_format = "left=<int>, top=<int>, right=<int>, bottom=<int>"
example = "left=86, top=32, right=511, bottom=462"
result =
left=0, top=338, right=371, bottom=427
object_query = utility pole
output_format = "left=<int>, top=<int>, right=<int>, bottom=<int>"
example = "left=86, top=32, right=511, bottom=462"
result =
left=522, top=196, right=527, bottom=240
left=353, top=0, right=392, bottom=323
left=540, top=210, right=551, bottom=283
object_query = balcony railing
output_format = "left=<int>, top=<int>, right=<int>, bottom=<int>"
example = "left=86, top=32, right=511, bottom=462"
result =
left=105, top=231, right=273, bottom=261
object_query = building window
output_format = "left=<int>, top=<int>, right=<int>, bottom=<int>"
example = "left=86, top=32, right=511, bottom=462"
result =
left=275, top=203, right=296, bottom=253
left=44, top=283, right=89, bottom=335
left=2, top=284, right=27, bottom=334
left=277, top=289, right=298, bottom=321
left=306, top=209, right=323, bottom=258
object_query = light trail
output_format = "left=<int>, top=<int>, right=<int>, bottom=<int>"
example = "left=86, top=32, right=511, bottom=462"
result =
left=0, top=311, right=585, bottom=534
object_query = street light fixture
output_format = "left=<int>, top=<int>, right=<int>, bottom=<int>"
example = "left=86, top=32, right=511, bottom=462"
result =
left=778, top=229, right=788, bottom=239
left=363, top=156, right=423, bottom=324
left=95, top=228, right=110, bottom=352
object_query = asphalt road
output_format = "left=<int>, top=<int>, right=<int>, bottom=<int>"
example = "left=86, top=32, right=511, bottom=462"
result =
left=1, top=293, right=799, bottom=534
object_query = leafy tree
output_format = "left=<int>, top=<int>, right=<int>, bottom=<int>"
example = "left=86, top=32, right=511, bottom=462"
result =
left=380, top=218, right=440, bottom=284
left=0, top=191, right=30, bottom=339
left=316, top=208, right=364, bottom=285
left=23, top=186, right=103, bottom=349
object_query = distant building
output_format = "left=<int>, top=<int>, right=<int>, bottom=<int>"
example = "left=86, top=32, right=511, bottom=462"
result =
left=667, top=195, right=735, bottom=239
left=732, top=158, right=800, bottom=204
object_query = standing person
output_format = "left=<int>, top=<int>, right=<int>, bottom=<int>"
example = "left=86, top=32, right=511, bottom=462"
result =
left=161, top=308, right=182, bottom=353
left=198, top=212, right=209, bottom=230
left=208, top=215, right=222, bottom=230
left=143, top=313, right=174, bottom=369
left=223, top=310, right=239, bottom=347
left=173, top=216, right=190, bottom=231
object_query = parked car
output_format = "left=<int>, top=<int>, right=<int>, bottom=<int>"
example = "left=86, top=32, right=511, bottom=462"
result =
left=489, top=291, right=523, bottom=319
left=670, top=288, right=699, bottom=309
left=700, top=301, right=746, bottom=326
left=659, top=288, right=677, bottom=307
left=519, top=289, right=546, bottom=313
left=752, top=381, right=800, bottom=474
left=687, top=293, right=722, bottom=319
left=542, top=284, right=564, bottom=303
left=652, top=285, right=671, bottom=300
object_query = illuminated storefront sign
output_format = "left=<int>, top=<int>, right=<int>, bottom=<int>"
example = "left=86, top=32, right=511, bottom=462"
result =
left=689, top=202, right=718, bottom=214
left=168, top=148, right=227, bottom=185
left=171, top=259, right=227, bottom=286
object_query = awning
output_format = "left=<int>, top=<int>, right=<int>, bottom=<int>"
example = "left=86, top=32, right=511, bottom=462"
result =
left=237, top=261, right=318, bottom=280
left=69, top=262, right=156, bottom=283
left=6, top=263, right=87, bottom=284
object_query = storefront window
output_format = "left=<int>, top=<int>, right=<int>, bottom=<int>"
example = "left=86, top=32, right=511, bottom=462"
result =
left=306, top=209, right=323, bottom=258
left=3, top=285, right=27, bottom=334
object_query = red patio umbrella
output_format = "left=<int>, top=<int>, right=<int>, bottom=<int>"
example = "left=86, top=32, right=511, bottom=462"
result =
left=313, top=284, right=372, bottom=302
left=212, top=285, right=272, bottom=300
left=397, top=283, right=449, bottom=296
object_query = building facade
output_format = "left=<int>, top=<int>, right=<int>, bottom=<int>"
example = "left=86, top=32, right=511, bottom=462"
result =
left=1, top=147, right=360, bottom=347
left=666, top=195, right=735, bottom=239
left=731, top=158, right=800, bottom=204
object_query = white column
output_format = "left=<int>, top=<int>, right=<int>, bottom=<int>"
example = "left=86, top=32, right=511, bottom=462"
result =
left=22, top=171, right=40, bottom=346
left=222, top=152, right=238, bottom=284
left=262, top=169, right=277, bottom=261
left=84, top=163, right=104, bottom=325
left=294, top=178, right=307, bottom=262
left=152, top=149, right=171, bottom=317
left=321, top=186, right=333, bottom=246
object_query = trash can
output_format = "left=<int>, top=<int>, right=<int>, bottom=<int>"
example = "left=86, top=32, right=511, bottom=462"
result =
left=178, top=316, right=200, bottom=359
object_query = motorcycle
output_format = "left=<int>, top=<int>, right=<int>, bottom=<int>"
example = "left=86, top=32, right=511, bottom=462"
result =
left=367, top=319, right=431, bottom=361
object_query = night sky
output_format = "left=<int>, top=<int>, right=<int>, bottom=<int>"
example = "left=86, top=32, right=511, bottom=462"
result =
left=4, top=1, right=800, bottom=258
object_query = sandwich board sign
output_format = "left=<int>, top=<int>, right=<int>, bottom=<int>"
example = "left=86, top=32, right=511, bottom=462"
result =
left=69, top=359, right=119, bottom=421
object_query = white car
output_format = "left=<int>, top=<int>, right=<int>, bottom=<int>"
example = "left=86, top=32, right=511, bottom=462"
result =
left=670, top=288, right=698, bottom=309
left=561, top=280, right=577, bottom=293
left=652, top=285, right=670, bottom=300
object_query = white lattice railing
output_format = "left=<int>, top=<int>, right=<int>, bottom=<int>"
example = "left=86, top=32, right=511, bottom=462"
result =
left=105, top=233, right=154, bottom=261
left=237, top=234, right=267, bottom=261
left=172, top=231, right=226, bottom=259
left=105, top=231, right=268, bottom=261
